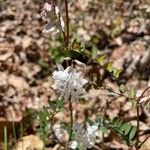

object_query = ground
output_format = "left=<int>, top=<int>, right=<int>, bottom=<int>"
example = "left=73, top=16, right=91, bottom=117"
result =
left=0, top=0, right=150, bottom=149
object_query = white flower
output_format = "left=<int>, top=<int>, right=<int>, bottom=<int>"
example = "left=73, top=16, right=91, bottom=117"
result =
left=72, top=123, right=98, bottom=150
left=53, top=123, right=69, bottom=143
left=45, top=2, right=52, bottom=11
left=70, top=141, right=78, bottom=149
left=42, top=22, right=60, bottom=35
left=41, top=3, right=65, bottom=35
left=87, top=123, right=99, bottom=145
left=52, top=65, right=88, bottom=101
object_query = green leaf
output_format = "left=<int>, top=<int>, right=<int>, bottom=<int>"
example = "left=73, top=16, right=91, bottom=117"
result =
left=100, top=126, right=108, bottom=134
left=77, top=142, right=82, bottom=150
left=128, top=87, right=137, bottom=107
left=48, top=100, right=56, bottom=112
left=110, top=118, right=136, bottom=146
left=129, top=127, right=137, bottom=140
left=119, top=84, right=125, bottom=93
left=97, top=55, right=106, bottom=66
left=120, top=123, right=129, bottom=131
left=50, top=47, right=66, bottom=63
left=113, top=68, right=122, bottom=78
left=117, top=120, right=123, bottom=128
left=56, top=99, right=64, bottom=111
left=91, top=46, right=98, bottom=59
left=128, top=87, right=136, bottom=99
left=131, top=100, right=137, bottom=108
left=106, top=62, right=113, bottom=73
left=125, top=124, right=132, bottom=135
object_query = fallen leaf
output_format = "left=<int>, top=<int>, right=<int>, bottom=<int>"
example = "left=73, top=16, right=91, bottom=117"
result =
left=16, top=135, right=44, bottom=150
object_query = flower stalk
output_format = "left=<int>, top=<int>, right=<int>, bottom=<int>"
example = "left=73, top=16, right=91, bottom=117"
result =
left=69, top=97, right=73, bottom=141
left=136, top=100, right=140, bottom=150
left=65, top=0, right=69, bottom=49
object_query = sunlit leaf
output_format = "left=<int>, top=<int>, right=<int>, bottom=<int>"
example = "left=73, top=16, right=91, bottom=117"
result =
left=113, top=68, right=122, bottom=78
left=128, top=87, right=136, bottom=99
left=91, top=46, right=98, bottom=59
left=97, top=55, right=106, bottom=66
left=119, top=84, right=125, bottom=93
left=107, top=62, right=113, bottom=73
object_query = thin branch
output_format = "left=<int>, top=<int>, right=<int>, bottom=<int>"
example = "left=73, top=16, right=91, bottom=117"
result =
left=136, top=101, right=140, bottom=150
left=138, top=135, right=150, bottom=149
left=136, top=86, right=150, bottom=150
left=138, top=86, right=150, bottom=100
left=91, top=82, right=128, bottom=99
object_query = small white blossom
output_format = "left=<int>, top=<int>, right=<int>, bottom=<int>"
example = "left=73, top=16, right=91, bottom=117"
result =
left=52, top=65, right=88, bottom=101
left=70, top=141, right=78, bottom=149
left=87, top=123, right=99, bottom=144
left=42, top=22, right=60, bottom=35
left=53, top=123, right=69, bottom=143
left=41, top=3, right=65, bottom=35
left=73, top=123, right=98, bottom=150
left=45, top=2, right=52, bottom=11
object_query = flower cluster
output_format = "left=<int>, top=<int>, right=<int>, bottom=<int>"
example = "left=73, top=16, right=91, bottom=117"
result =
left=71, top=123, right=99, bottom=150
left=41, top=2, right=64, bottom=35
left=52, top=65, right=87, bottom=101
